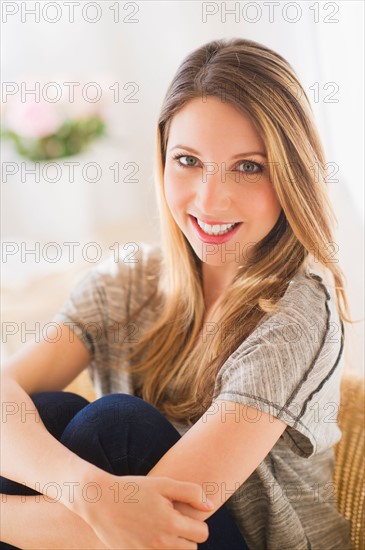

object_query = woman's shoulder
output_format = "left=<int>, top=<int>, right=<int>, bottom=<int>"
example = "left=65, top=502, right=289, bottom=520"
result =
left=283, top=261, right=334, bottom=302
left=89, top=240, right=163, bottom=311
left=233, top=260, right=344, bottom=384
left=53, top=241, right=164, bottom=360
left=58, top=241, right=164, bottom=322
left=93, top=241, right=163, bottom=280
left=275, top=260, right=341, bottom=330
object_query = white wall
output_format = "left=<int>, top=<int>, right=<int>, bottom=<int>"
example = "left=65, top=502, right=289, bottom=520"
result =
left=1, top=1, right=363, bottom=372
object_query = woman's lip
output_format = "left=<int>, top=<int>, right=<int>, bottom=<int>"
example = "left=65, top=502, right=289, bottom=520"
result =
left=188, top=214, right=243, bottom=244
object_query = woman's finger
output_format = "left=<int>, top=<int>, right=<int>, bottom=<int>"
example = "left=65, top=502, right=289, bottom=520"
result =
left=172, top=512, right=210, bottom=544
left=160, top=477, right=213, bottom=511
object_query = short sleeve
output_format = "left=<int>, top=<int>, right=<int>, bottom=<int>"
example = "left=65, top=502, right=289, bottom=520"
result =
left=211, top=270, right=345, bottom=458
left=52, top=242, right=162, bottom=393
left=52, top=266, right=111, bottom=365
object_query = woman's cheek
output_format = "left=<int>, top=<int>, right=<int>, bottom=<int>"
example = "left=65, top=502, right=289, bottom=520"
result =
left=165, top=168, right=193, bottom=205
left=164, top=175, right=187, bottom=219
left=244, top=184, right=280, bottom=217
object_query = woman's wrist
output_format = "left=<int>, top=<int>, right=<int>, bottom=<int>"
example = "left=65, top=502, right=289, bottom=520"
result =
left=58, top=454, right=111, bottom=518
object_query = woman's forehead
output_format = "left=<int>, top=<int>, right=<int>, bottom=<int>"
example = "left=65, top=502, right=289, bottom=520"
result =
left=167, top=97, right=266, bottom=153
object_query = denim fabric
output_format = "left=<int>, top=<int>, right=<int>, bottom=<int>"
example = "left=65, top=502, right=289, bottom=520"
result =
left=0, top=391, right=249, bottom=550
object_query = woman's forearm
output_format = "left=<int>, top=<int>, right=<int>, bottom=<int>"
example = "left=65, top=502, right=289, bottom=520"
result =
left=0, top=376, right=106, bottom=513
left=0, top=494, right=107, bottom=550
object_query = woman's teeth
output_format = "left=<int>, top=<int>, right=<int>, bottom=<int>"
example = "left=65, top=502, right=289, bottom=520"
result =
left=196, top=218, right=238, bottom=236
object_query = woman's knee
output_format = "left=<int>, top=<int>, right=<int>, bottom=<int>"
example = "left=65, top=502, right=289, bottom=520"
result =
left=61, top=393, right=178, bottom=435
left=29, top=391, right=90, bottom=440
left=59, top=393, right=182, bottom=474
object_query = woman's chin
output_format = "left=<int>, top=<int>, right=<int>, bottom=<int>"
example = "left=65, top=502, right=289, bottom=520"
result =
left=190, top=246, right=241, bottom=269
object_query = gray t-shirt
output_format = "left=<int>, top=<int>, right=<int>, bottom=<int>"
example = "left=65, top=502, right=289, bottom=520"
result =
left=53, top=241, right=352, bottom=550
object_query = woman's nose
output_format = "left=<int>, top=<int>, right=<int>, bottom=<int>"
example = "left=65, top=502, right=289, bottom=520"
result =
left=195, top=163, right=231, bottom=215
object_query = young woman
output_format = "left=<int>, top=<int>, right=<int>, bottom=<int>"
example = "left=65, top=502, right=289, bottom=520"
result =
left=1, top=38, right=353, bottom=550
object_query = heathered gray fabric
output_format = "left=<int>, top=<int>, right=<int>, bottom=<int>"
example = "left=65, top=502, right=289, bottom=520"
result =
left=53, top=242, right=352, bottom=550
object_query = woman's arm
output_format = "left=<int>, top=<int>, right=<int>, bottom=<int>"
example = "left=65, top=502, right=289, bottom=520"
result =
left=0, top=495, right=107, bottom=550
left=147, top=399, right=288, bottom=521
left=0, top=327, right=107, bottom=549
left=1, top=326, right=211, bottom=549
left=1, top=325, right=106, bottom=511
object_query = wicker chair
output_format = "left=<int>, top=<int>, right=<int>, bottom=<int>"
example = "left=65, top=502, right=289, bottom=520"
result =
left=333, top=371, right=365, bottom=550
left=65, top=369, right=365, bottom=549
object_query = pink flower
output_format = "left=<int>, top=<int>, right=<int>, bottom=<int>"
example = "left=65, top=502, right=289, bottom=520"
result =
left=5, top=99, right=64, bottom=138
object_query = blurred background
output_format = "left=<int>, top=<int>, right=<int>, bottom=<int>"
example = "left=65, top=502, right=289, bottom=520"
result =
left=1, top=1, right=364, bottom=375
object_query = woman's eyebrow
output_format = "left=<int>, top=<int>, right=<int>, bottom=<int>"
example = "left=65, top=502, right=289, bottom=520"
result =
left=169, top=145, right=267, bottom=158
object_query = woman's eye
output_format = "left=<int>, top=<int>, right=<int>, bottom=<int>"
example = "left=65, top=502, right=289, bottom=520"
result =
left=175, top=155, right=198, bottom=167
left=238, top=161, right=263, bottom=173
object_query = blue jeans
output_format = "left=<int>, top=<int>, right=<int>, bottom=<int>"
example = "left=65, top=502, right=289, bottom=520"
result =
left=0, top=391, right=249, bottom=550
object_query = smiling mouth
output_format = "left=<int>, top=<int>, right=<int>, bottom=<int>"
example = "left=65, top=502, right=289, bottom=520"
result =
left=191, top=215, right=242, bottom=236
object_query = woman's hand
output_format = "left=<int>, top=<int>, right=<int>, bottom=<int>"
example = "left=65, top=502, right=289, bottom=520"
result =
left=73, top=472, right=212, bottom=549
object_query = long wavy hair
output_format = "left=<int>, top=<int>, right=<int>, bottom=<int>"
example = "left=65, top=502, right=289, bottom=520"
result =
left=115, top=38, right=352, bottom=426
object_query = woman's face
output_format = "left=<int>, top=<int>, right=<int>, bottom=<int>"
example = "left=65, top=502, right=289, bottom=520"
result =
left=163, top=95, right=282, bottom=273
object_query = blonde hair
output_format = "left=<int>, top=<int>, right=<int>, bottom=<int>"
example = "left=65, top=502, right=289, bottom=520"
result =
left=116, top=38, right=353, bottom=426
